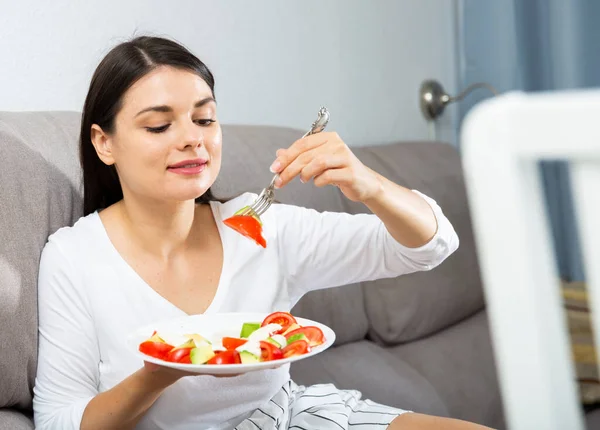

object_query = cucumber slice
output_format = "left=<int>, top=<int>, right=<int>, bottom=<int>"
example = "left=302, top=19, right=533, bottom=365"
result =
left=190, top=345, right=215, bottom=364
left=265, top=337, right=281, bottom=348
left=240, top=322, right=261, bottom=338
left=239, top=350, right=260, bottom=364
left=266, top=334, right=286, bottom=348
left=287, top=333, right=309, bottom=345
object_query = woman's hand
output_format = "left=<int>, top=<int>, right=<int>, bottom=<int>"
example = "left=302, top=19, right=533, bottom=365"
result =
left=269, top=132, right=383, bottom=203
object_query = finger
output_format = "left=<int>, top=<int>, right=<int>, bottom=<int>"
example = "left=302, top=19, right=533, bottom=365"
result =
left=299, top=154, right=347, bottom=183
left=276, top=146, right=323, bottom=188
left=313, top=167, right=353, bottom=188
left=270, top=132, right=337, bottom=173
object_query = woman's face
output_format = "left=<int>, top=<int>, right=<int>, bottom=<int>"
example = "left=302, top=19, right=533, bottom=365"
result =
left=93, top=66, right=222, bottom=204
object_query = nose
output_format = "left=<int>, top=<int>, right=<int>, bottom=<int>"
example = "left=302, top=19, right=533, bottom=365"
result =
left=179, top=119, right=203, bottom=150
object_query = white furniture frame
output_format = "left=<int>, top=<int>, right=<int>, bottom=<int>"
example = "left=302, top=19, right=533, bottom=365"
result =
left=461, top=90, right=600, bottom=430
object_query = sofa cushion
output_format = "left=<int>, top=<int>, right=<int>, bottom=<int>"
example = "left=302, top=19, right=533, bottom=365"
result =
left=0, top=409, right=34, bottom=430
left=350, top=142, right=485, bottom=343
left=214, top=125, right=370, bottom=344
left=290, top=340, right=449, bottom=417
left=390, top=310, right=504, bottom=429
left=0, top=111, right=82, bottom=410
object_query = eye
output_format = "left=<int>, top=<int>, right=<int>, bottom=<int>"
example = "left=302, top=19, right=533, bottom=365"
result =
left=195, top=119, right=216, bottom=126
left=145, top=124, right=170, bottom=133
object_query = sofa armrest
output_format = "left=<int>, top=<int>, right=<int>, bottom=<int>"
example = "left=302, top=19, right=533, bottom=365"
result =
left=0, top=409, right=34, bottom=430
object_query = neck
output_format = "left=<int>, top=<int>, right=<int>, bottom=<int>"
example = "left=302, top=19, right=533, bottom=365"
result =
left=118, top=194, right=202, bottom=259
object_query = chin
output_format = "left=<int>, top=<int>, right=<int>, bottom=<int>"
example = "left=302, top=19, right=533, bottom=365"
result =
left=168, top=184, right=214, bottom=202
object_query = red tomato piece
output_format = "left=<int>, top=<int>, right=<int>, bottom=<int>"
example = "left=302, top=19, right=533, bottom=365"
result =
left=165, top=347, right=194, bottom=363
left=282, top=340, right=310, bottom=358
left=138, top=341, right=174, bottom=360
left=178, top=354, right=192, bottom=364
left=223, top=215, right=266, bottom=248
left=223, top=337, right=247, bottom=350
left=284, top=326, right=325, bottom=347
left=259, top=340, right=284, bottom=362
left=206, top=350, right=242, bottom=365
left=261, top=311, right=297, bottom=334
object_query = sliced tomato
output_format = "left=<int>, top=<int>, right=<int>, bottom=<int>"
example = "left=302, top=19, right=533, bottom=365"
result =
left=282, top=339, right=310, bottom=358
left=259, top=340, right=284, bottom=362
left=222, top=337, right=247, bottom=350
left=284, top=326, right=325, bottom=347
left=138, top=341, right=175, bottom=360
left=223, top=215, right=266, bottom=248
left=261, top=311, right=297, bottom=334
left=165, top=347, right=194, bottom=363
left=178, top=354, right=192, bottom=364
left=206, top=350, right=242, bottom=365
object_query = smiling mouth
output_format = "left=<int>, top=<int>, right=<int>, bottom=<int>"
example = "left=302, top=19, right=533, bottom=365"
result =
left=168, top=163, right=204, bottom=169
left=166, top=161, right=208, bottom=175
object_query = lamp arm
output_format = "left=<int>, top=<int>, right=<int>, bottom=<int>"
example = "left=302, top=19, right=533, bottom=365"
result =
left=448, top=82, right=499, bottom=103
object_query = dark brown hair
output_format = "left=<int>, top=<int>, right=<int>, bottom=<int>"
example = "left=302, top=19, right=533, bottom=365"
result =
left=80, top=36, right=218, bottom=216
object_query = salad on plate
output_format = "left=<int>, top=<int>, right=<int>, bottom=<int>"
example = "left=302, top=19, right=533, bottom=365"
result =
left=137, top=311, right=326, bottom=366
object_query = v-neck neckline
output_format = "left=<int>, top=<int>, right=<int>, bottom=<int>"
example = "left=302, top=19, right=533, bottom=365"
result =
left=92, top=201, right=230, bottom=316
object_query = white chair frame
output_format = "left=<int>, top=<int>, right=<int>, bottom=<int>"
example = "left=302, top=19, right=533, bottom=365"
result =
left=461, top=90, right=600, bottom=430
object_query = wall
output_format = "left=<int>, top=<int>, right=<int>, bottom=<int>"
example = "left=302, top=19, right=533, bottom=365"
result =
left=0, top=0, right=458, bottom=146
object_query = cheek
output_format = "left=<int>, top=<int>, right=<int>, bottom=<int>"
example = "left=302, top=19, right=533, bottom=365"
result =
left=113, top=136, right=166, bottom=181
left=207, top=128, right=223, bottom=158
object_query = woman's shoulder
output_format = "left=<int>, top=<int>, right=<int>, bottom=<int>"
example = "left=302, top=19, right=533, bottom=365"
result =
left=44, top=212, right=102, bottom=255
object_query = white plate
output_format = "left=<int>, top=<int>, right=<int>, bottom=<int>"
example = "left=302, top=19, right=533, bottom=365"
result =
left=127, top=312, right=336, bottom=374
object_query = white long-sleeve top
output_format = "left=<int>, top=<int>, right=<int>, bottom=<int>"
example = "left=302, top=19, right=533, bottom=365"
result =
left=33, top=191, right=458, bottom=429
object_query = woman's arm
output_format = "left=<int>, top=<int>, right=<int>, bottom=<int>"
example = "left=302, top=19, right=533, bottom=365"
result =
left=270, top=132, right=458, bottom=301
left=362, top=170, right=438, bottom=248
left=33, top=240, right=184, bottom=430
left=272, top=132, right=440, bottom=248
left=273, top=189, right=457, bottom=302
left=81, top=365, right=180, bottom=430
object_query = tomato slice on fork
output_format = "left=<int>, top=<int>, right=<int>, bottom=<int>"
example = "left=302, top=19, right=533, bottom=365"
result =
left=223, top=214, right=266, bottom=248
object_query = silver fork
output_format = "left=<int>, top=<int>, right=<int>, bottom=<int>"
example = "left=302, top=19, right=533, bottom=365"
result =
left=238, top=106, right=330, bottom=218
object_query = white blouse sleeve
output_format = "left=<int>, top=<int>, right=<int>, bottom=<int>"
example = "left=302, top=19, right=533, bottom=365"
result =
left=33, top=239, right=99, bottom=429
left=274, top=190, right=459, bottom=302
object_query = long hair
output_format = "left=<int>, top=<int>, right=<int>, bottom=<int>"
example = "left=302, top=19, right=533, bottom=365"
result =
left=80, top=36, right=218, bottom=216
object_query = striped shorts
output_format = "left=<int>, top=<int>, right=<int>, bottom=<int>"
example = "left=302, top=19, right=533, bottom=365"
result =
left=235, top=380, right=410, bottom=429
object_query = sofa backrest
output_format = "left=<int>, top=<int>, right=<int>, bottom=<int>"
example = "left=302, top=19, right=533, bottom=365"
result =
left=0, top=111, right=82, bottom=411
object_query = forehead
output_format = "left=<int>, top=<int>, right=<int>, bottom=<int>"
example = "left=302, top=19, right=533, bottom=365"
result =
left=121, top=66, right=213, bottom=113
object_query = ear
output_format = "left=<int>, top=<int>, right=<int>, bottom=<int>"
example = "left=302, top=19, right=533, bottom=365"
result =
left=90, top=124, right=115, bottom=166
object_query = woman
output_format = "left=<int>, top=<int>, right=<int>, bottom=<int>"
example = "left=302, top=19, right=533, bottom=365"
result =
left=32, top=36, right=491, bottom=430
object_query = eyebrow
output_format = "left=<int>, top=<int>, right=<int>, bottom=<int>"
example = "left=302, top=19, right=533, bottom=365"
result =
left=134, top=97, right=216, bottom=117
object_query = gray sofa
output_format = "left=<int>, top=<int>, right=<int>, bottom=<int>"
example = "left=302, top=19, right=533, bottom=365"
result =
left=1, top=111, right=598, bottom=430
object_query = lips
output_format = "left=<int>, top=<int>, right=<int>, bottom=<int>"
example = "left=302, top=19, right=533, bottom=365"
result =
left=167, top=158, right=208, bottom=175
left=168, top=158, right=208, bottom=169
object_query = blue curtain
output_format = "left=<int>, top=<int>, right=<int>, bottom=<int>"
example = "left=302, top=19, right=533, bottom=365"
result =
left=458, top=0, right=600, bottom=281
